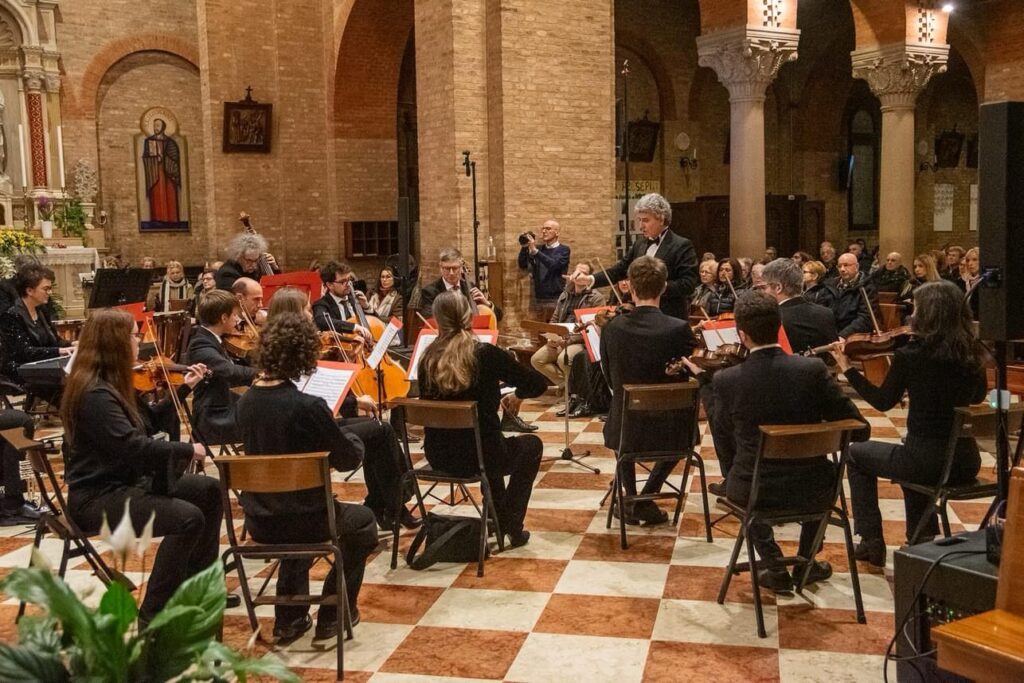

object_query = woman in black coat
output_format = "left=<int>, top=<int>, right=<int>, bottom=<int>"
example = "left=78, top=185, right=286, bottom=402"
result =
left=0, top=263, right=72, bottom=385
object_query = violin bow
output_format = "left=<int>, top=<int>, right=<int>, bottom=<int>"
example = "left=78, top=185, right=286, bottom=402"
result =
left=700, top=308, right=728, bottom=348
left=725, top=275, right=738, bottom=301
left=321, top=312, right=382, bottom=423
left=593, top=258, right=624, bottom=306
left=860, top=286, right=882, bottom=335
left=416, top=311, right=438, bottom=331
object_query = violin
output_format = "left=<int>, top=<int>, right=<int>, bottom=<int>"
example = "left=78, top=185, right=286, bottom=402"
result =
left=223, top=332, right=258, bottom=362
left=665, top=343, right=748, bottom=375
left=805, top=326, right=913, bottom=361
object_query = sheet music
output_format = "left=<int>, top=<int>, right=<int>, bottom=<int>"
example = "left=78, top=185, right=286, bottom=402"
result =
left=575, top=306, right=612, bottom=363
left=407, top=330, right=497, bottom=381
left=63, top=348, right=77, bottom=375
left=701, top=325, right=740, bottom=351
left=294, top=361, right=359, bottom=416
left=367, top=317, right=404, bottom=370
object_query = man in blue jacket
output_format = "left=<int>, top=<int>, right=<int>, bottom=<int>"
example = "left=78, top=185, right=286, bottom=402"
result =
left=518, top=219, right=570, bottom=307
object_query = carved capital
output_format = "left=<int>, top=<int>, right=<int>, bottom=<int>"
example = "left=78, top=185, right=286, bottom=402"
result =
left=22, top=69, right=45, bottom=93
left=697, top=27, right=800, bottom=102
left=43, top=73, right=60, bottom=93
left=851, top=43, right=949, bottom=110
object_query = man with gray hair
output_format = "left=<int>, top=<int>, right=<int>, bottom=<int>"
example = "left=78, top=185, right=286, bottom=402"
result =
left=215, top=231, right=279, bottom=290
left=578, top=192, right=697, bottom=319
left=761, top=258, right=838, bottom=356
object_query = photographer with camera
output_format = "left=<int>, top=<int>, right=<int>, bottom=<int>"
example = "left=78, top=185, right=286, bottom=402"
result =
left=517, top=219, right=571, bottom=306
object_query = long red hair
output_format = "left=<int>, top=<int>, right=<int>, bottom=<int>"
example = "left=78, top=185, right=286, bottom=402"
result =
left=60, top=309, right=141, bottom=443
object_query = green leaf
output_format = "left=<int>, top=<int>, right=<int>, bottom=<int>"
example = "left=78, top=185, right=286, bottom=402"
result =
left=98, top=582, right=138, bottom=637
left=0, top=568, right=98, bottom=661
left=0, top=643, right=69, bottom=683
left=142, top=605, right=204, bottom=633
left=197, top=642, right=300, bottom=683
left=17, top=615, right=62, bottom=655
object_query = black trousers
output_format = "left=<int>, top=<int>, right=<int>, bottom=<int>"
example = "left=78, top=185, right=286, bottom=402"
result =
left=567, top=352, right=610, bottom=413
left=338, top=417, right=410, bottom=514
left=727, top=461, right=837, bottom=565
left=0, top=410, right=33, bottom=512
left=425, top=434, right=543, bottom=535
left=619, top=461, right=675, bottom=501
left=847, top=435, right=980, bottom=544
left=68, top=474, right=222, bottom=622
left=246, top=502, right=378, bottom=626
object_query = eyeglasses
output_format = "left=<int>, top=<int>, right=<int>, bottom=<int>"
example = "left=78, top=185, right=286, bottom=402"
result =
left=753, top=284, right=768, bottom=291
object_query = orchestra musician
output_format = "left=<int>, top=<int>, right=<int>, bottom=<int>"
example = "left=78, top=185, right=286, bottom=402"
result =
left=683, top=292, right=869, bottom=592
left=185, top=289, right=257, bottom=446
left=761, top=258, right=838, bottom=356
left=418, top=247, right=501, bottom=320
left=230, top=277, right=266, bottom=327
left=579, top=193, right=697, bottom=320
left=215, top=232, right=279, bottom=290
left=832, top=280, right=988, bottom=567
left=601, top=256, right=697, bottom=525
left=235, top=311, right=379, bottom=643
left=418, top=291, right=547, bottom=548
left=62, top=309, right=219, bottom=626
left=0, top=263, right=73, bottom=387
left=311, top=261, right=373, bottom=342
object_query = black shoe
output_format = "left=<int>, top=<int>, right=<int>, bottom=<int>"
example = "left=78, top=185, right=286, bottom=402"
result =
left=794, top=560, right=833, bottom=588
left=501, top=411, right=539, bottom=433
left=273, top=614, right=313, bottom=645
left=758, top=567, right=793, bottom=593
left=854, top=538, right=887, bottom=568
left=612, top=503, right=641, bottom=525
left=374, top=508, right=394, bottom=531
left=568, top=401, right=594, bottom=419
left=226, top=594, right=241, bottom=609
left=399, top=507, right=422, bottom=530
left=708, top=480, right=727, bottom=497
left=508, top=529, right=531, bottom=548
left=598, top=414, right=609, bottom=423
left=0, top=512, right=36, bottom=527
left=556, top=396, right=580, bottom=418
left=16, top=502, right=46, bottom=520
left=635, top=502, right=669, bottom=526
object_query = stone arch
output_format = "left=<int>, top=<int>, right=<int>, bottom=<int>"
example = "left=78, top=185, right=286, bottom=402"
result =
left=0, top=0, right=35, bottom=48
left=69, top=35, right=199, bottom=120
left=615, top=30, right=678, bottom=121
left=946, top=18, right=986, bottom=102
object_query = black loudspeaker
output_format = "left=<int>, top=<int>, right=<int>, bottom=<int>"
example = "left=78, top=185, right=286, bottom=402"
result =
left=978, top=101, right=1024, bottom=341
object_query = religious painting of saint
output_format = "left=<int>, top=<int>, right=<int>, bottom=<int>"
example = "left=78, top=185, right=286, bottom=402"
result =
left=135, top=108, right=190, bottom=232
left=223, top=92, right=272, bottom=153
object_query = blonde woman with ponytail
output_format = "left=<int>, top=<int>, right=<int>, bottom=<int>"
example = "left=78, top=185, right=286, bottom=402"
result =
left=418, top=291, right=548, bottom=548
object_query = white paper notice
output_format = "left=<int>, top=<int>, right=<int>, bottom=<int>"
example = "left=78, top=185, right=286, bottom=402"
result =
left=969, top=184, right=978, bottom=232
left=934, top=183, right=954, bottom=232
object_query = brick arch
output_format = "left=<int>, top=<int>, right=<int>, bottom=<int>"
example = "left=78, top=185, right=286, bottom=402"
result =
left=67, top=35, right=199, bottom=120
left=848, top=0, right=908, bottom=48
left=946, top=18, right=986, bottom=102
left=615, top=30, right=679, bottom=121
left=333, top=0, right=413, bottom=139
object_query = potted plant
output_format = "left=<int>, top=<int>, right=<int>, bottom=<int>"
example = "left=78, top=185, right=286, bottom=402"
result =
left=0, top=502, right=299, bottom=682
left=36, top=196, right=55, bottom=239
left=55, top=198, right=89, bottom=243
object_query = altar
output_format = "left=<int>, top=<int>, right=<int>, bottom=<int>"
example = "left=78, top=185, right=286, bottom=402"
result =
left=39, top=246, right=100, bottom=318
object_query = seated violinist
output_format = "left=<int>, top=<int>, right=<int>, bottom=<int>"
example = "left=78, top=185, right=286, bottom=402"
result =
left=311, top=261, right=372, bottom=342
left=185, top=289, right=257, bottom=446
left=236, top=311, right=379, bottom=643
left=601, top=256, right=697, bottom=525
left=230, top=277, right=266, bottom=327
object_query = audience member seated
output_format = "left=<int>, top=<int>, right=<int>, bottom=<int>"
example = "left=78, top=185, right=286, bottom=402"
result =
left=869, top=252, right=910, bottom=294
left=704, top=257, right=747, bottom=317
left=690, top=258, right=718, bottom=311
left=418, top=291, right=547, bottom=548
left=153, top=260, right=194, bottom=313
left=801, top=260, right=836, bottom=309
left=830, top=253, right=876, bottom=339
left=833, top=280, right=988, bottom=567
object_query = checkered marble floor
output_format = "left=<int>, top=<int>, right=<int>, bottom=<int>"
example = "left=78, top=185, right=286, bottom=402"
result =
left=0, top=392, right=998, bottom=682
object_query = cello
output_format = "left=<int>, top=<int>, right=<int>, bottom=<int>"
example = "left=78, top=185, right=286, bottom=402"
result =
left=346, top=287, right=410, bottom=400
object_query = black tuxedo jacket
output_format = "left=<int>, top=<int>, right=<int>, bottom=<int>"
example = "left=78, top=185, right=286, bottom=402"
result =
left=418, top=278, right=503, bottom=321
left=311, top=293, right=358, bottom=334
left=711, top=348, right=869, bottom=487
left=600, top=306, right=697, bottom=452
left=592, top=230, right=698, bottom=320
left=779, top=297, right=838, bottom=355
left=185, top=327, right=257, bottom=445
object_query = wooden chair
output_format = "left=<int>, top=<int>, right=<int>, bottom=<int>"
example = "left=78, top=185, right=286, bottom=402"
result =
left=717, top=419, right=867, bottom=638
left=897, top=404, right=1024, bottom=545
left=0, top=427, right=134, bottom=621
left=933, top=467, right=1024, bottom=681
left=605, top=383, right=711, bottom=549
left=388, top=398, right=504, bottom=577
left=215, top=453, right=350, bottom=681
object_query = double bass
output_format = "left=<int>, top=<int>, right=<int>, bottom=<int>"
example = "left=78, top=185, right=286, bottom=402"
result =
left=239, top=211, right=275, bottom=277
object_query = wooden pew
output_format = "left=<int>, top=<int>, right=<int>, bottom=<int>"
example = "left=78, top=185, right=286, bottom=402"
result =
left=932, top=467, right=1024, bottom=681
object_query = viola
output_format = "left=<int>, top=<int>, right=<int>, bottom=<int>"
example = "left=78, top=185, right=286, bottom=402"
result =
left=133, top=360, right=208, bottom=394
left=223, top=332, right=258, bottom=362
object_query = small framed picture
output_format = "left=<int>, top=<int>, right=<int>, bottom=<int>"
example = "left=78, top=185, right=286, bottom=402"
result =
left=223, top=95, right=272, bottom=153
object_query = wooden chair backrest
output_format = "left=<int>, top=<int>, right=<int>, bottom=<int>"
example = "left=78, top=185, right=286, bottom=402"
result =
left=877, top=292, right=899, bottom=305
left=215, top=453, right=330, bottom=494
left=997, top=467, right=1024, bottom=615
left=623, top=382, right=698, bottom=413
left=390, top=398, right=479, bottom=430
left=878, top=303, right=904, bottom=332
left=758, top=419, right=865, bottom=460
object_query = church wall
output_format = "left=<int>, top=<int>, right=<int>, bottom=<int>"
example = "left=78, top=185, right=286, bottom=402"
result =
left=95, top=53, right=207, bottom=263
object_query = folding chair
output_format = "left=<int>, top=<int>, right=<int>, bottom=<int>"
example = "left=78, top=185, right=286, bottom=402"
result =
left=716, top=419, right=867, bottom=638
left=1, top=427, right=134, bottom=621
left=897, top=403, right=1024, bottom=544
left=605, top=382, right=712, bottom=549
left=388, top=398, right=504, bottom=577
left=215, top=452, right=350, bottom=682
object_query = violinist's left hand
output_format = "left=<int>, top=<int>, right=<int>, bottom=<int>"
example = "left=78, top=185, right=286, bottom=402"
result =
left=184, top=363, right=210, bottom=389
left=829, top=341, right=852, bottom=373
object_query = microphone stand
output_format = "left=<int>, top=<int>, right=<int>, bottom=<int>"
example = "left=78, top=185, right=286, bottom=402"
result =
left=620, top=60, right=633, bottom=254
left=462, top=151, right=482, bottom=285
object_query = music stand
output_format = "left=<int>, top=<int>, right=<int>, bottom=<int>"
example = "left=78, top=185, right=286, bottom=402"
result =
left=88, top=268, right=153, bottom=309
left=521, top=319, right=599, bottom=474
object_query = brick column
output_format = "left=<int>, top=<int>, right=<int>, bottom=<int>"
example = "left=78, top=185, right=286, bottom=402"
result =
left=853, top=43, right=948, bottom=259
left=697, top=26, right=799, bottom=259
left=23, top=71, right=47, bottom=188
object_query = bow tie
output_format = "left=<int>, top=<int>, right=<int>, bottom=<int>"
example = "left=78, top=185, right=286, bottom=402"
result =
left=647, top=235, right=662, bottom=248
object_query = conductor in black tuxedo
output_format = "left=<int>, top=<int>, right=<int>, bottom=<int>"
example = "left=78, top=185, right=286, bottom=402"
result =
left=600, top=256, right=698, bottom=525
left=185, top=289, right=257, bottom=446
left=760, top=258, right=838, bottom=356
left=682, top=292, right=869, bottom=592
left=418, top=247, right=502, bottom=321
left=311, top=261, right=373, bottom=342
left=578, top=193, right=697, bottom=320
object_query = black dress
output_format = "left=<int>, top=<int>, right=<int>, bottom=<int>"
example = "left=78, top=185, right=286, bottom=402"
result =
left=0, top=299, right=70, bottom=386
left=845, top=340, right=987, bottom=544
left=420, top=342, right=547, bottom=535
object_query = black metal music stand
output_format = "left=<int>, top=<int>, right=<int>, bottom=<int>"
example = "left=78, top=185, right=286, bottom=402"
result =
left=88, top=268, right=153, bottom=309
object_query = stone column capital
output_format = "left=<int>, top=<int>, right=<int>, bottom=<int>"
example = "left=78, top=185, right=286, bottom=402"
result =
left=22, top=69, right=45, bottom=93
left=851, top=43, right=949, bottom=110
left=696, top=26, right=800, bottom=102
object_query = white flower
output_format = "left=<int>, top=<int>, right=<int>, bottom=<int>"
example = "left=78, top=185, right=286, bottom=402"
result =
left=98, top=500, right=156, bottom=569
